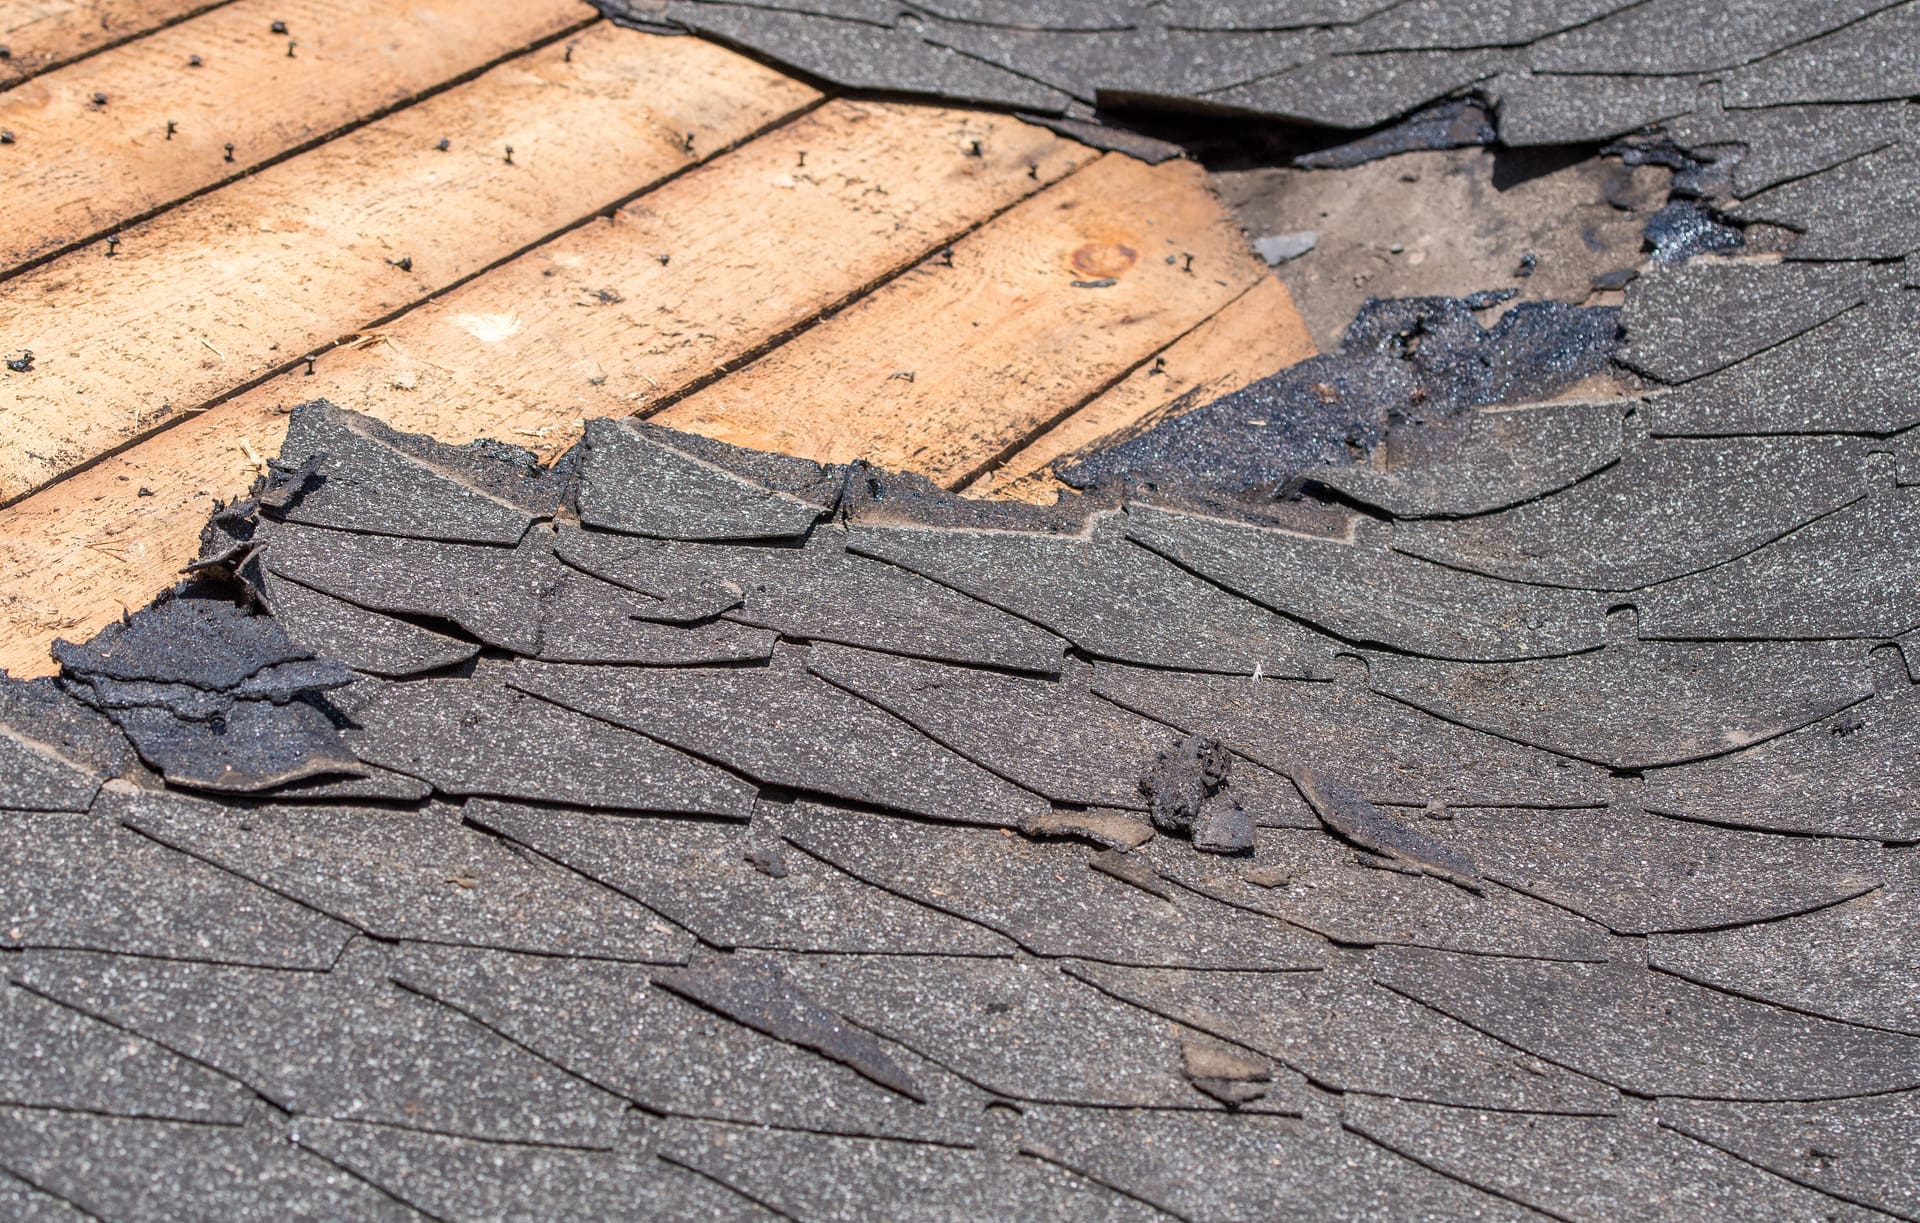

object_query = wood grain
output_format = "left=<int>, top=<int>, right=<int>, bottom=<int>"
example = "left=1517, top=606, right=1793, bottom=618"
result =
left=0, top=21, right=816, bottom=504
left=651, top=153, right=1268, bottom=486
left=0, top=0, right=223, bottom=89
left=0, top=101, right=1092, bottom=675
left=961, top=275, right=1317, bottom=502
left=0, top=0, right=595, bottom=274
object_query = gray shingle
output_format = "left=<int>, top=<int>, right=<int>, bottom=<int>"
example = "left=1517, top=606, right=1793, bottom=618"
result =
left=1069, top=958, right=1619, bottom=1112
left=343, top=676, right=756, bottom=817
left=18, top=947, right=626, bottom=1147
left=1393, top=436, right=1871, bottom=591
left=557, top=526, right=1064, bottom=673
left=1127, top=505, right=1605, bottom=660
left=1374, top=947, right=1920, bottom=1098
left=781, top=802, right=1328, bottom=969
left=573, top=417, right=825, bottom=542
left=467, top=798, right=1013, bottom=955
left=1346, top=1096, right=1880, bottom=1222
left=1657, top=1093, right=1920, bottom=1218
left=848, top=514, right=1337, bottom=678
left=1092, top=663, right=1612, bottom=808
left=120, top=789, right=697, bottom=962
left=0, top=1108, right=417, bottom=1223
left=2, top=795, right=351, bottom=969
left=1371, top=638, right=1875, bottom=770
left=506, top=660, right=1048, bottom=826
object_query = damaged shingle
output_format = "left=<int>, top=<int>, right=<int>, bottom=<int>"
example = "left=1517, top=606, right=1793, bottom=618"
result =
left=506, top=660, right=1049, bottom=826
left=573, top=417, right=826, bottom=542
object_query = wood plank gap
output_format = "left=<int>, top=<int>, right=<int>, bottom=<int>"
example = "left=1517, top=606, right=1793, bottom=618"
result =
left=636, top=149, right=1101, bottom=420
left=0, top=0, right=601, bottom=282
left=940, top=277, right=1269, bottom=492
left=0, top=24, right=820, bottom=505
left=0, top=1, right=233, bottom=92
left=954, top=275, right=1317, bottom=497
left=651, top=153, right=1268, bottom=486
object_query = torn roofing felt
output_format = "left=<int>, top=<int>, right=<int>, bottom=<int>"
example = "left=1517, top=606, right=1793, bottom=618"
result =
left=8, top=12, right=1920, bottom=1221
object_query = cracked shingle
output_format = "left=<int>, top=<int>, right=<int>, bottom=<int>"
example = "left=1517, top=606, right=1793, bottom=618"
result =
left=506, top=660, right=1049, bottom=826
left=467, top=798, right=1013, bottom=955
left=1127, top=505, right=1605, bottom=661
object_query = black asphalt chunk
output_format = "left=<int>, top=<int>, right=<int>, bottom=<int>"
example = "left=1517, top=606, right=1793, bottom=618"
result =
left=1141, top=828, right=1611, bottom=962
left=343, top=678, right=756, bottom=818
left=655, top=1121, right=1162, bottom=1223
left=1721, top=2, right=1920, bottom=107
left=1672, top=102, right=1910, bottom=197
left=532, top=562, right=779, bottom=665
left=1068, top=958, right=1617, bottom=1113
left=1643, top=684, right=1920, bottom=840
left=466, top=798, right=1014, bottom=955
left=2, top=796, right=350, bottom=969
left=1494, top=71, right=1697, bottom=146
left=807, top=645, right=1183, bottom=810
left=1136, top=731, right=1231, bottom=834
left=1650, top=853, right=1920, bottom=1035
left=52, top=595, right=312, bottom=690
left=847, top=514, right=1337, bottom=678
left=1315, top=399, right=1625, bottom=520
left=1294, top=769, right=1484, bottom=889
left=260, top=569, right=479, bottom=678
left=1063, top=297, right=1622, bottom=504
left=1128, top=505, right=1603, bottom=661
left=120, top=790, right=695, bottom=962
left=1735, top=143, right=1920, bottom=261
left=777, top=952, right=1310, bottom=1111
left=558, top=526, right=1064, bottom=673
left=0, top=1109, right=416, bottom=1222
left=1022, top=1107, right=1535, bottom=1223
left=1525, top=0, right=1887, bottom=75
left=276, top=401, right=537, bottom=545
left=1092, top=664, right=1611, bottom=808
left=1372, top=638, right=1874, bottom=770
left=389, top=944, right=976, bottom=1143
left=573, top=417, right=825, bottom=542
left=17, top=946, right=625, bottom=1147
left=506, top=661, right=1049, bottom=826
left=0, top=677, right=138, bottom=783
left=1617, top=261, right=1868, bottom=384
left=292, top=1119, right=772, bottom=1222
left=1416, top=804, right=1881, bottom=936
left=1211, top=49, right=1512, bottom=129
left=262, top=524, right=548, bottom=654
left=1647, top=297, right=1920, bottom=436
left=1636, top=489, right=1920, bottom=641
left=1395, top=436, right=1870, bottom=591
left=1346, top=1096, right=1879, bottom=1223
left=0, top=981, right=251, bottom=1124
left=781, top=803, right=1328, bottom=970
left=102, top=696, right=364, bottom=793
left=654, top=957, right=925, bottom=1101
left=0, top=726, right=100, bottom=813
left=1658, top=1093, right=1920, bottom=1219
left=1373, top=947, right=1920, bottom=1099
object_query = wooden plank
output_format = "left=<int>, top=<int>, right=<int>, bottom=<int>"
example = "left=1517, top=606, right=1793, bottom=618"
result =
left=650, top=153, right=1269, bottom=487
left=0, top=0, right=222, bottom=89
left=0, top=101, right=1093, bottom=676
left=960, top=275, right=1317, bottom=502
left=0, top=0, right=596, bottom=274
left=0, top=21, right=816, bottom=504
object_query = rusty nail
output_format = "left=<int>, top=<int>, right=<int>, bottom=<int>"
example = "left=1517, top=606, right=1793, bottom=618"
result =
left=503, top=144, right=513, bottom=164
left=223, top=142, right=235, bottom=162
